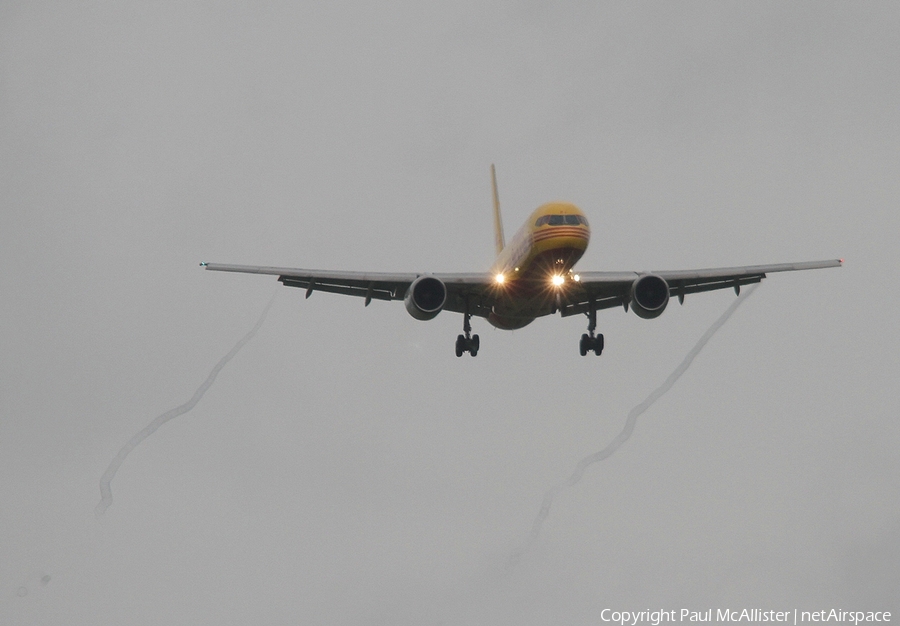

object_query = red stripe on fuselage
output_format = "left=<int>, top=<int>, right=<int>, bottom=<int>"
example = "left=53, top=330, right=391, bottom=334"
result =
left=532, top=228, right=589, bottom=243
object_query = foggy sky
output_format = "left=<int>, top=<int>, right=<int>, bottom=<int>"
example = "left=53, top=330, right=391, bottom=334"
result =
left=2, top=2, right=898, bottom=624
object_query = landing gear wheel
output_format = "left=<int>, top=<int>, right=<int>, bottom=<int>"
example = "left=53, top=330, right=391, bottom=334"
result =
left=455, top=300, right=480, bottom=357
left=580, top=300, right=604, bottom=357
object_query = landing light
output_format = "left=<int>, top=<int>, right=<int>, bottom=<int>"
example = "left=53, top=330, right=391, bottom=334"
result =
left=551, top=275, right=565, bottom=287
left=495, top=273, right=505, bottom=285
left=573, top=274, right=581, bottom=282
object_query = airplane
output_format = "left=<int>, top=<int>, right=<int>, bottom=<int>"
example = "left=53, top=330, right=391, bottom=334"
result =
left=202, top=165, right=842, bottom=357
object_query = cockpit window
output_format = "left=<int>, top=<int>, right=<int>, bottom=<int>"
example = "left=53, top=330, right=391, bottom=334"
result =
left=534, top=214, right=589, bottom=227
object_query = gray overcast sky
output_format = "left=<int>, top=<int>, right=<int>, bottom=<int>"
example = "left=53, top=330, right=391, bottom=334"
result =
left=2, top=2, right=898, bottom=623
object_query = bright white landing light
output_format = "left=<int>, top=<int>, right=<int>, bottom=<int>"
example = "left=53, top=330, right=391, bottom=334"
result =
left=495, top=273, right=505, bottom=284
left=551, top=275, right=565, bottom=287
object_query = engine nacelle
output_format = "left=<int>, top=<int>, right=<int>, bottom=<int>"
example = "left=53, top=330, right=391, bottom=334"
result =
left=630, top=274, right=670, bottom=319
left=404, top=275, right=447, bottom=320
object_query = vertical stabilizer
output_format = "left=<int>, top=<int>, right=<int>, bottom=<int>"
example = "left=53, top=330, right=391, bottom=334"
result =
left=491, top=164, right=505, bottom=255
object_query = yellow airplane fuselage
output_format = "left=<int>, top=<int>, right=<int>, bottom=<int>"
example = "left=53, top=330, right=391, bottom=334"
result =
left=487, top=201, right=589, bottom=329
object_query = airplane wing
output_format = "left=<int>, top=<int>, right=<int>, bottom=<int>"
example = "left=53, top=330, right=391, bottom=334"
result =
left=559, top=259, right=843, bottom=317
left=200, top=263, right=498, bottom=317
left=202, top=258, right=841, bottom=320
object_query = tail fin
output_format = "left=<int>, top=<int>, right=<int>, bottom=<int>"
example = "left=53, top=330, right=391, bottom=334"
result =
left=491, top=164, right=505, bottom=255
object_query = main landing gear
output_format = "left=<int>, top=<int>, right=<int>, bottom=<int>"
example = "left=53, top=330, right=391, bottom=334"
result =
left=455, top=305, right=479, bottom=357
left=579, top=301, right=604, bottom=356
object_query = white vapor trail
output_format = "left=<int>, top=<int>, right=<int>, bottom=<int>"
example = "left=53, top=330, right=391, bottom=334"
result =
left=95, top=295, right=276, bottom=516
left=510, top=284, right=758, bottom=562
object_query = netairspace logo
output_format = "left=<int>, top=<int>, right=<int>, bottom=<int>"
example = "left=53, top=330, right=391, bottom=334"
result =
left=599, top=609, right=892, bottom=626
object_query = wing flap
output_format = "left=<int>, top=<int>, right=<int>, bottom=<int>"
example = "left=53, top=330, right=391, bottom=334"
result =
left=278, top=276, right=397, bottom=301
left=666, top=274, right=764, bottom=298
left=560, top=293, right=627, bottom=317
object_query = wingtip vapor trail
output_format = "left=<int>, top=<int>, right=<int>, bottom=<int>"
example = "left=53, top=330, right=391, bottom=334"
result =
left=509, top=284, right=760, bottom=565
left=95, top=293, right=276, bottom=516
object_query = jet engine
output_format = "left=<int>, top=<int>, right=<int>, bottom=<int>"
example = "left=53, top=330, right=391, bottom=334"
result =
left=404, top=275, right=447, bottom=320
left=630, top=274, right=670, bottom=319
